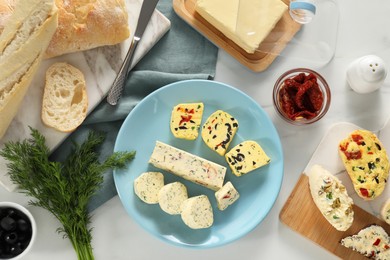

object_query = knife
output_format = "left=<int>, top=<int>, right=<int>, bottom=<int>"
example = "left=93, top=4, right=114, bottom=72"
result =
left=107, top=0, right=160, bottom=105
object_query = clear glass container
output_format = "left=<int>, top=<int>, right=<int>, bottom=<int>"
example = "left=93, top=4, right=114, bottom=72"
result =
left=236, top=0, right=339, bottom=67
left=289, top=0, right=316, bottom=24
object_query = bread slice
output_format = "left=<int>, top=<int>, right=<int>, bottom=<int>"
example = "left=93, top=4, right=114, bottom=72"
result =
left=0, top=0, right=130, bottom=58
left=308, top=164, right=354, bottom=231
left=338, top=129, right=390, bottom=200
left=41, top=62, right=88, bottom=132
left=381, top=198, right=390, bottom=225
left=0, top=0, right=58, bottom=139
left=340, top=224, right=390, bottom=259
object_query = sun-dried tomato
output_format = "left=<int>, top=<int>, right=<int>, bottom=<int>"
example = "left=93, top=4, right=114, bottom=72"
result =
left=307, top=83, right=323, bottom=111
left=292, top=72, right=306, bottom=83
left=360, top=188, right=369, bottom=198
left=279, top=87, right=298, bottom=117
left=278, top=72, right=324, bottom=120
left=295, top=80, right=314, bottom=110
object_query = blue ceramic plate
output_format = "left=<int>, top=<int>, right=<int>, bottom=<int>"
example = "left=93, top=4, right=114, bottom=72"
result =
left=113, top=79, right=284, bottom=248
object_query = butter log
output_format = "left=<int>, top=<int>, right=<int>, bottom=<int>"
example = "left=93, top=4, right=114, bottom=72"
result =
left=149, top=141, right=226, bottom=191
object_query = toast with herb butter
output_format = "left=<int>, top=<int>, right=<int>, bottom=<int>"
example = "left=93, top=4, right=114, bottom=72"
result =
left=340, top=224, right=390, bottom=259
left=338, top=129, right=390, bottom=200
left=381, top=198, right=390, bottom=225
left=308, top=164, right=354, bottom=231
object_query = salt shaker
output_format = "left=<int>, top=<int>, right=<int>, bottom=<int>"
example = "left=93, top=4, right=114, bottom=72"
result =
left=346, top=55, right=387, bottom=94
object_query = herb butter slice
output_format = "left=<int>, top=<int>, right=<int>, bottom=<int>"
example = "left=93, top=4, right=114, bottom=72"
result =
left=158, top=182, right=188, bottom=215
left=181, top=195, right=213, bottom=229
left=149, top=141, right=226, bottom=191
left=134, top=172, right=164, bottom=204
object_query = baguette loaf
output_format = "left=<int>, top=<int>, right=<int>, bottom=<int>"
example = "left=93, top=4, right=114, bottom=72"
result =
left=0, top=0, right=58, bottom=139
left=41, top=62, right=88, bottom=132
left=0, top=0, right=130, bottom=58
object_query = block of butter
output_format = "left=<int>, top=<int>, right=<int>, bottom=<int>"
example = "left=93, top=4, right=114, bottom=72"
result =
left=195, top=0, right=288, bottom=53
left=149, top=141, right=226, bottom=191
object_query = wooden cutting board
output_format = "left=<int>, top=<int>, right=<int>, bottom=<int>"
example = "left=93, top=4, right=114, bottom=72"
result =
left=173, top=0, right=301, bottom=72
left=280, top=174, right=390, bottom=259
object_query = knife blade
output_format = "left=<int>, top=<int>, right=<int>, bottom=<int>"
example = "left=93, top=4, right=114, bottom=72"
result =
left=107, top=0, right=160, bottom=105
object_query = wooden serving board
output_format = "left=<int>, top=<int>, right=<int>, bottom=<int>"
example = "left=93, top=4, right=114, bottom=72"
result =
left=172, top=0, right=301, bottom=72
left=280, top=174, right=390, bottom=259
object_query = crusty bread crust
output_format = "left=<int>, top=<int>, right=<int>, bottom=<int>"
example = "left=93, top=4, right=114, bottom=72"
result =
left=0, top=0, right=130, bottom=58
left=41, top=62, right=88, bottom=132
left=0, top=0, right=58, bottom=139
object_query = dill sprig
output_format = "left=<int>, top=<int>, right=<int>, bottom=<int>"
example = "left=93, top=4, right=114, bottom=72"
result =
left=0, top=128, right=136, bottom=260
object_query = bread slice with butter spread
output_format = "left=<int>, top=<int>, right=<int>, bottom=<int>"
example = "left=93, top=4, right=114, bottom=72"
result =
left=381, top=198, right=390, bottom=225
left=338, top=129, right=390, bottom=200
left=308, top=164, right=354, bottom=231
left=341, top=225, right=390, bottom=259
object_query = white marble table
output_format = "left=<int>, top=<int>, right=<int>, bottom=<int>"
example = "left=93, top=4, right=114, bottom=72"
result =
left=1, top=0, right=390, bottom=259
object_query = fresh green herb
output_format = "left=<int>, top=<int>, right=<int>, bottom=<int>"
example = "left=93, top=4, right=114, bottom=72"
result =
left=0, top=128, right=135, bottom=260
left=326, top=192, right=333, bottom=200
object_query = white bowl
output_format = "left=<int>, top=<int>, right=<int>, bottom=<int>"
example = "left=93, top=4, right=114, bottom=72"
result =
left=0, top=202, right=36, bottom=260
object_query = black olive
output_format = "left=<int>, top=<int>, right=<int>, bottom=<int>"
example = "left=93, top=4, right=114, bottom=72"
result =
left=375, top=142, right=382, bottom=150
left=5, top=232, right=18, bottom=244
left=368, top=162, right=376, bottom=170
left=225, top=123, right=232, bottom=133
left=17, top=219, right=29, bottom=232
left=9, top=243, right=23, bottom=256
left=1, top=216, right=16, bottom=231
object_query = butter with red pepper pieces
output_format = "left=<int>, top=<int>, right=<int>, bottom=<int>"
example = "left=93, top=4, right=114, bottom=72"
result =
left=215, top=181, right=239, bottom=211
left=149, top=141, right=226, bottom=191
left=170, top=103, right=204, bottom=140
left=341, top=225, right=390, bottom=259
left=338, top=129, right=389, bottom=200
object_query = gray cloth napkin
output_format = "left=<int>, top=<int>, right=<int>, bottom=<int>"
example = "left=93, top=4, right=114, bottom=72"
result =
left=49, top=0, right=218, bottom=212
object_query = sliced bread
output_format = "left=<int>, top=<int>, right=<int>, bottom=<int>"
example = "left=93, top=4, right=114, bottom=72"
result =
left=41, top=62, right=88, bottom=132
